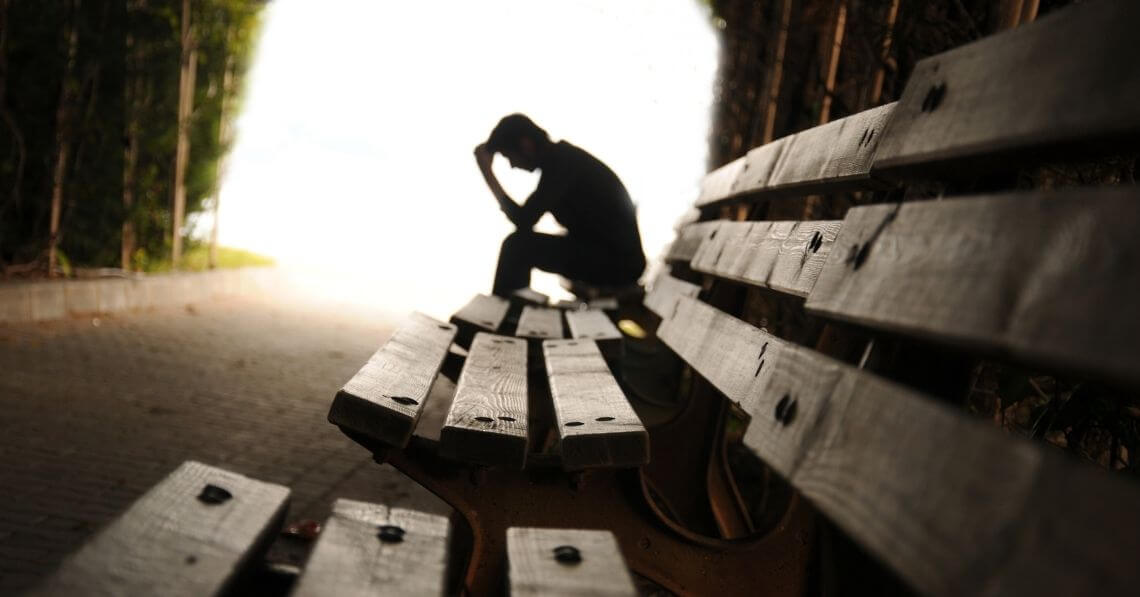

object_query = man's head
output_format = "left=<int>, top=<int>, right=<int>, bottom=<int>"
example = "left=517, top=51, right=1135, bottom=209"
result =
left=486, top=113, right=550, bottom=172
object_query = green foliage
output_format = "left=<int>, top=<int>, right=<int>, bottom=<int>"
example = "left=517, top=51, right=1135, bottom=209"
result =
left=135, top=244, right=274, bottom=273
left=0, top=0, right=266, bottom=272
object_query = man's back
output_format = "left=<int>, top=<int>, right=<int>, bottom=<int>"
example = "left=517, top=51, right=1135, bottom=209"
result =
left=535, top=141, right=645, bottom=270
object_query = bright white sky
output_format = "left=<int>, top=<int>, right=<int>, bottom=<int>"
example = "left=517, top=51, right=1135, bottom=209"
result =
left=215, top=0, right=718, bottom=319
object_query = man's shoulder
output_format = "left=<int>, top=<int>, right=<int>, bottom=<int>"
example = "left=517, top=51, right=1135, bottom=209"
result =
left=551, top=140, right=610, bottom=173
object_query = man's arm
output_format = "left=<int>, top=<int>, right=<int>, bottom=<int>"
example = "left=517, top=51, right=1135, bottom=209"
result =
left=474, top=144, right=523, bottom=225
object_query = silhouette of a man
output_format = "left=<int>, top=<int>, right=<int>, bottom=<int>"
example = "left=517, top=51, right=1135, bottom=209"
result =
left=474, top=114, right=646, bottom=298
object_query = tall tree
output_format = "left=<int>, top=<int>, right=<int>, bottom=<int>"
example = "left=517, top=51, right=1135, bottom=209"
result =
left=48, top=0, right=81, bottom=276
left=171, top=0, right=195, bottom=267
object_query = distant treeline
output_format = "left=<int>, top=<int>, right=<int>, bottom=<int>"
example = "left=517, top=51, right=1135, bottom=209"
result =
left=0, top=0, right=264, bottom=275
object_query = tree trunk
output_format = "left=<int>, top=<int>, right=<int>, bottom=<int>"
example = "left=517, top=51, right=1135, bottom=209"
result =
left=209, top=50, right=234, bottom=270
left=761, top=0, right=793, bottom=144
left=0, top=0, right=28, bottom=224
left=868, top=0, right=900, bottom=108
left=818, top=0, right=847, bottom=125
left=171, top=0, right=195, bottom=267
left=49, top=0, right=81, bottom=277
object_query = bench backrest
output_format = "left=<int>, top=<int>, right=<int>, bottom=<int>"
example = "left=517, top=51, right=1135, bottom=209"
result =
left=647, top=1, right=1140, bottom=594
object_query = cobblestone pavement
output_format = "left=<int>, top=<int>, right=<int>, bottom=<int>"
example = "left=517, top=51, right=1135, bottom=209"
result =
left=0, top=296, right=448, bottom=594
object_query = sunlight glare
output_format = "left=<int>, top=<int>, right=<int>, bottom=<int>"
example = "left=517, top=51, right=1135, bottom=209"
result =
left=219, top=0, right=717, bottom=319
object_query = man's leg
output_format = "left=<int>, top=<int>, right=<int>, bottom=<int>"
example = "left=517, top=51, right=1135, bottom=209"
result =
left=491, top=231, right=574, bottom=297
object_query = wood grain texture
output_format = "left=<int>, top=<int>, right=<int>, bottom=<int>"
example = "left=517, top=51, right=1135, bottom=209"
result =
left=768, top=220, right=843, bottom=297
left=439, top=333, right=529, bottom=468
left=450, top=294, right=510, bottom=332
left=765, top=102, right=895, bottom=192
left=565, top=309, right=621, bottom=341
left=328, top=312, right=457, bottom=447
left=517, top=306, right=564, bottom=340
left=544, top=339, right=648, bottom=470
left=690, top=219, right=843, bottom=298
left=30, top=461, right=289, bottom=597
left=665, top=222, right=717, bottom=264
left=507, top=527, right=637, bottom=597
left=872, top=0, right=1140, bottom=176
left=805, top=189, right=1140, bottom=386
left=697, top=103, right=894, bottom=204
left=694, top=156, right=746, bottom=206
left=643, top=268, right=701, bottom=320
left=292, top=499, right=451, bottom=597
left=729, top=137, right=789, bottom=198
left=658, top=295, right=1140, bottom=596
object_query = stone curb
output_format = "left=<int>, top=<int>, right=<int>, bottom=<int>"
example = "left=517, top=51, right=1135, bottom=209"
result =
left=0, top=267, right=281, bottom=324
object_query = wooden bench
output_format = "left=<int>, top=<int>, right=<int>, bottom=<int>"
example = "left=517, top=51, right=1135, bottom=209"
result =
left=32, top=461, right=640, bottom=596
left=327, top=2, right=1140, bottom=595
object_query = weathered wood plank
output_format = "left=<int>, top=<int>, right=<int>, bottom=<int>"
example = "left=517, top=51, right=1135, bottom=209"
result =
left=517, top=306, right=564, bottom=340
left=565, top=309, right=620, bottom=341
left=507, top=527, right=637, bottom=597
left=658, top=295, right=1140, bottom=596
left=872, top=0, right=1140, bottom=176
left=765, top=102, right=895, bottom=192
left=768, top=220, right=843, bottom=297
left=696, top=103, right=894, bottom=205
left=292, top=499, right=451, bottom=597
left=30, top=461, right=289, bottom=597
left=512, top=287, right=550, bottom=306
left=805, top=189, right=1140, bottom=386
left=665, top=222, right=718, bottom=264
left=450, top=294, right=511, bottom=347
left=691, top=220, right=842, bottom=298
left=673, top=207, right=701, bottom=230
left=729, top=137, right=788, bottom=198
left=587, top=297, right=619, bottom=311
left=328, top=312, right=457, bottom=447
left=694, top=156, right=746, bottom=207
left=544, top=339, right=648, bottom=469
left=643, top=269, right=700, bottom=320
left=439, top=333, right=529, bottom=468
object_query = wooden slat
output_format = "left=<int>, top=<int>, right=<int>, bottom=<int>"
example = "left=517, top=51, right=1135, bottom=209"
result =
left=768, top=220, right=843, bottom=297
left=665, top=222, right=717, bottom=263
left=658, top=295, right=1140, bottom=596
left=507, top=527, right=637, bottom=597
left=439, top=333, right=529, bottom=468
left=872, top=0, right=1140, bottom=176
left=544, top=339, right=648, bottom=470
left=696, top=103, right=895, bottom=206
left=292, top=499, right=450, bottom=597
left=643, top=269, right=700, bottom=320
left=517, top=306, right=564, bottom=339
left=805, top=189, right=1140, bottom=386
left=673, top=207, right=701, bottom=230
left=30, top=461, right=289, bottom=597
left=729, top=137, right=788, bottom=199
left=450, top=294, right=510, bottom=333
left=328, top=312, right=457, bottom=447
left=586, top=297, right=619, bottom=311
left=512, top=287, right=549, bottom=306
left=694, top=156, right=746, bottom=206
left=690, top=220, right=842, bottom=298
left=565, top=309, right=620, bottom=341
left=764, top=102, right=895, bottom=192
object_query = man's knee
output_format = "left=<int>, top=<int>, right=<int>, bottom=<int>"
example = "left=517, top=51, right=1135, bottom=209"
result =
left=501, top=230, right=537, bottom=254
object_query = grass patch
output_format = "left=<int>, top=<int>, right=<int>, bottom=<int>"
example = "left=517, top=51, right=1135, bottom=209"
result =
left=137, top=245, right=275, bottom=273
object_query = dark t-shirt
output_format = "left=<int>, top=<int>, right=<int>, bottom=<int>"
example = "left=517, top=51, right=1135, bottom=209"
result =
left=506, top=141, right=646, bottom=271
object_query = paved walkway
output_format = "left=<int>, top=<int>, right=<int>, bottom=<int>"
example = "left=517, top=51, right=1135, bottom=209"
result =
left=0, top=296, right=447, bottom=593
